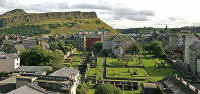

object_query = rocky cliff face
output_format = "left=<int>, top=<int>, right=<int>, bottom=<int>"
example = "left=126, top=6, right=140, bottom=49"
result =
left=0, top=9, right=97, bottom=28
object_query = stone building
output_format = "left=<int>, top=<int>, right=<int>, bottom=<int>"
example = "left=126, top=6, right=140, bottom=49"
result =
left=0, top=52, right=20, bottom=73
left=74, top=34, right=86, bottom=50
left=188, top=41, right=200, bottom=77
left=103, top=34, right=133, bottom=57
left=16, top=67, right=81, bottom=94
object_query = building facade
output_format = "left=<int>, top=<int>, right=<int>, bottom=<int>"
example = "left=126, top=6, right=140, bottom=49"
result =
left=0, top=52, right=20, bottom=73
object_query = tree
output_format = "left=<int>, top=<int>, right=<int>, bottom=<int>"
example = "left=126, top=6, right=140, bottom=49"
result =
left=58, top=40, right=66, bottom=53
left=149, top=41, right=165, bottom=57
left=66, top=40, right=77, bottom=48
left=129, top=42, right=141, bottom=55
left=50, top=40, right=73, bottom=54
left=95, top=84, right=122, bottom=94
left=94, top=41, right=103, bottom=51
left=50, top=42, right=59, bottom=51
left=20, top=46, right=64, bottom=70
left=1, top=43, right=14, bottom=53
left=77, top=84, right=88, bottom=94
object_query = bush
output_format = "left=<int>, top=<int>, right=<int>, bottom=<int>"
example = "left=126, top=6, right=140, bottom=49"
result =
left=77, top=84, right=88, bottom=94
left=95, top=20, right=101, bottom=24
left=95, top=83, right=122, bottom=94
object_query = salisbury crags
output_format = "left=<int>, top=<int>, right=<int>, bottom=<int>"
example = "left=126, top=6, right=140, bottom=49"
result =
left=0, top=9, right=97, bottom=28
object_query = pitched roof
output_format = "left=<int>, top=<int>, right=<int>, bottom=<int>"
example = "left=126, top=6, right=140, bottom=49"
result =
left=6, top=53, right=19, bottom=59
left=143, top=83, right=157, bottom=88
left=104, top=34, right=132, bottom=41
left=190, top=41, right=200, bottom=50
left=14, top=44, right=25, bottom=51
left=7, top=84, right=49, bottom=94
left=14, top=66, right=51, bottom=73
left=49, top=67, right=79, bottom=77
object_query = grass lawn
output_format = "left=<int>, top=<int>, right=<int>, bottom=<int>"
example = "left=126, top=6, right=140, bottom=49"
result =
left=88, top=89, right=95, bottom=94
left=141, top=57, right=181, bottom=82
left=106, top=58, right=121, bottom=66
left=106, top=54, right=182, bottom=82
left=87, top=57, right=104, bottom=80
left=106, top=56, right=141, bottom=66
left=71, top=57, right=81, bottom=68
left=107, top=67, right=148, bottom=79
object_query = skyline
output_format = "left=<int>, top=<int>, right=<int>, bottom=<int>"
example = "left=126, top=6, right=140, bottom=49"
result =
left=0, top=0, right=200, bottom=29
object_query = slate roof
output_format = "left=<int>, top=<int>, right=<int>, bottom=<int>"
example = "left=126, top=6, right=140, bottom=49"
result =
left=0, top=76, right=16, bottom=84
left=189, top=41, right=200, bottom=50
left=161, top=76, right=194, bottom=94
left=104, top=34, right=132, bottom=41
left=143, top=83, right=157, bottom=89
left=49, top=67, right=79, bottom=77
left=7, top=84, right=49, bottom=94
left=14, top=66, right=51, bottom=73
left=14, top=44, right=25, bottom=51
left=6, top=53, right=19, bottom=59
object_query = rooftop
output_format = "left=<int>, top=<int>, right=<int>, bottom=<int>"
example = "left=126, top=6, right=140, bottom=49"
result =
left=7, top=84, right=49, bottom=94
left=160, top=76, right=194, bottom=94
left=6, top=53, right=19, bottom=59
left=14, top=66, right=51, bottom=73
left=104, top=34, right=132, bottom=41
left=16, top=76, right=37, bottom=80
left=143, top=83, right=157, bottom=89
left=49, top=67, right=79, bottom=77
left=189, top=41, right=200, bottom=50
left=35, top=79, right=71, bottom=84
left=14, top=44, right=25, bottom=51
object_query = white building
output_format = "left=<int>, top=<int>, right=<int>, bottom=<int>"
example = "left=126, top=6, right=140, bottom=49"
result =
left=0, top=52, right=20, bottom=73
left=49, top=67, right=81, bottom=94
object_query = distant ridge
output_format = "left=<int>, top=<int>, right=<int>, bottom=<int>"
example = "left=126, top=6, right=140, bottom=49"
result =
left=0, top=9, right=117, bottom=36
left=0, top=9, right=97, bottom=28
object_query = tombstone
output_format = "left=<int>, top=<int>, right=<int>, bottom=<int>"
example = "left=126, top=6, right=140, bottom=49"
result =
left=133, top=69, right=138, bottom=75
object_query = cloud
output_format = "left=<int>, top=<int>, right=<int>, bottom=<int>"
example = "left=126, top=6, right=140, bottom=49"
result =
left=112, top=8, right=155, bottom=21
left=25, top=3, right=69, bottom=12
left=168, top=17, right=185, bottom=21
left=71, top=3, right=112, bottom=10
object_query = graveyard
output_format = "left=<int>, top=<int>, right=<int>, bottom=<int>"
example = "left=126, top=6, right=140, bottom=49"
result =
left=68, top=51, right=182, bottom=94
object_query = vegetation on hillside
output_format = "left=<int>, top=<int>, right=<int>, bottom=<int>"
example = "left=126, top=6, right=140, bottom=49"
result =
left=0, top=9, right=117, bottom=36
left=0, top=18, right=117, bottom=36
left=0, top=25, right=50, bottom=36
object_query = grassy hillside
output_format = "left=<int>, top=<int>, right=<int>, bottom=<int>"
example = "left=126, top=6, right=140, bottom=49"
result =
left=35, top=17, right=118, bottom=36
left=0, top=18, right=117, bottom=36
left=0, top=9, right=118, bottom=36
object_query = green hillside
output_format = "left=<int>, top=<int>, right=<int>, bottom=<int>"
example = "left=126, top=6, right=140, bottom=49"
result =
left=0, top=9, right=117, bottom=36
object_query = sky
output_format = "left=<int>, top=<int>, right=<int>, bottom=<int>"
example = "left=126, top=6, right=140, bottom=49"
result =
left=0, top=0, right=200, bottom=29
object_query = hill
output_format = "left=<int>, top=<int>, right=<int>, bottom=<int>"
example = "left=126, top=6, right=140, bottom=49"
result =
left=0, top=9, right=117, bottom=36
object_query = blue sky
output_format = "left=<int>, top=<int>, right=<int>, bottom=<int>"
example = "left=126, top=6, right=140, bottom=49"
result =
left=0, top=0, right=200, bottom=28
